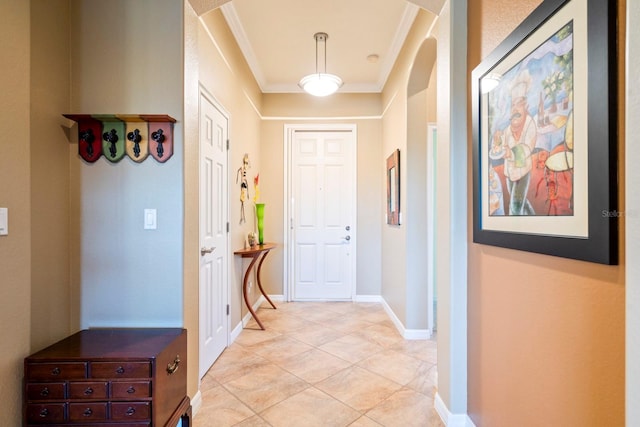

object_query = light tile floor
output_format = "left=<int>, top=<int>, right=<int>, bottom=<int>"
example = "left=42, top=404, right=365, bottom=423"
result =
left=194, top=301, right=443, bottom=427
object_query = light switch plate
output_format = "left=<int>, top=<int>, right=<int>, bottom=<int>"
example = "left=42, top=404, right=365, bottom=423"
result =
left=144, top=208, right=157, bottom=230
left=0, top=208, right=7, bottom=235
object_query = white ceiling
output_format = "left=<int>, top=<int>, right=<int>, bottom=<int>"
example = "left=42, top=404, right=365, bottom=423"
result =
left=219, top=0, right=421, bottom=94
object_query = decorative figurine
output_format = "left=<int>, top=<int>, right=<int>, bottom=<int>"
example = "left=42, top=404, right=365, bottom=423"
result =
left=248, top=231, right=257, bottom=247
left=236, top=154, right=250, bottom=224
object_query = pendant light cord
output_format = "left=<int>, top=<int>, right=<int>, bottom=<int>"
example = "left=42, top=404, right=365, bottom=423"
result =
left=316, top=34, right=319, bottom=76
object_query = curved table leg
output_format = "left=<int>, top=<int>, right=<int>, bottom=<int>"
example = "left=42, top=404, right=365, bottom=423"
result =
left=242, top=254, right=265, bottom=330
left=256, top=251, right=277, bottom=309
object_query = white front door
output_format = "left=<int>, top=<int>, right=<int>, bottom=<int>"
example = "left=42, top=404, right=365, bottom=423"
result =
left=199, top=91, right=229, bottom=379
left=288, top=127, right=357, bottom=300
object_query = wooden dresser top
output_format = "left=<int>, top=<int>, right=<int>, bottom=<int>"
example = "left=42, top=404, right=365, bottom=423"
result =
left=26, top=328, right=186, bottom=360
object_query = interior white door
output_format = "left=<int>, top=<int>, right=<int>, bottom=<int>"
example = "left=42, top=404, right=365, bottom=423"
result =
left=291, top=129, right=356, bottom=300
left=199, top=92, right=228, bottom=379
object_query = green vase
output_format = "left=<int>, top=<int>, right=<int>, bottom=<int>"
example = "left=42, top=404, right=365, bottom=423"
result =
left=256, top=203, right=265, bottom=245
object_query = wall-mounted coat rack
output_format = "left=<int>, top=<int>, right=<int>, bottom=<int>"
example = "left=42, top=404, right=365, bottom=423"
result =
left=63, top=114, right=176, bottom=163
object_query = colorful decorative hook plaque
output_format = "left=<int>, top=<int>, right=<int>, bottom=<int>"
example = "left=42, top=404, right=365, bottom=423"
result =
left=63, top=114, right=176, bottom=163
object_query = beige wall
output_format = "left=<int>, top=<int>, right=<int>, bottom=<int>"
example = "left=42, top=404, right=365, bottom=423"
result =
left=0, top=1, right=73, bottom=424
left=30, top=0, right=72, bottom=352
left=261, top=93, right=382, bottom=118
left=467, top=1, right=626, bottom=425
left=0, top=1, right=32, bottom=424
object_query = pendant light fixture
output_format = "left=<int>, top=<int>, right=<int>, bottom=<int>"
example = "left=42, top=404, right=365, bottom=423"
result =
left=299, top=32, right=343, bottom=97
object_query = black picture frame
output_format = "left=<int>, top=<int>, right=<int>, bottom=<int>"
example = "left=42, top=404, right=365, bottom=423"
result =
left=471, top=0, right=617, bottom=264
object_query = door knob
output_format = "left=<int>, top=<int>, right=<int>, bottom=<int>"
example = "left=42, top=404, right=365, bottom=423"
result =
left=200, top=246, right=215, bottom=255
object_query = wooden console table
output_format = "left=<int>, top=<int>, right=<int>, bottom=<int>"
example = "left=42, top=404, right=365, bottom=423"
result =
left=234, top=243, right=277, bottom=330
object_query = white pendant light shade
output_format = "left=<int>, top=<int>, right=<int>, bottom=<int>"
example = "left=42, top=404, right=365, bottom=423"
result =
left=299, top=32, right=343, bottom=97
left=299, top=73, right=343, bottom=97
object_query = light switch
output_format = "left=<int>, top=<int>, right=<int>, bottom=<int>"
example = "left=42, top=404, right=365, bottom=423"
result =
left=144, top=208, right=157, bottom=230
left=0, top=208, right=7, bottom=236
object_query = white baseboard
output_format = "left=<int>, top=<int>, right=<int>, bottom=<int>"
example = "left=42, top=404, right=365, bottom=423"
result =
left=234, top=294, right=431, bottom=340
left=231, top=295, right=283, bottom=340
left=354, top=295, right=383, bottom=302
left=380, top=297, right=432, bottom=340
left=190, top=390, right=202, bottom=418
left=230, top=319, right=243, bottom=343
left=404, top=328, right=432, bottom=340
left=228, top=294, right=269, bottom=342
left=435, top=393, right=476, bottom=427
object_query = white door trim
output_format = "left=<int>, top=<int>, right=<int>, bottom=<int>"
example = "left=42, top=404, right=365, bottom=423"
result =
left=198, top=84, right=230, bottom=377
left=283, top=124, right=358, bottom=301
left=427, top=122, right=437, bottom=334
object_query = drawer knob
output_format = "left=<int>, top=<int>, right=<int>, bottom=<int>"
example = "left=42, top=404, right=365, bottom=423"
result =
left=40, top=387, right=49, bottom=397
left=126, top=407, right=136, bottom=416
left=116, top=366, right=125, bottom=374
left=51, top=367, right=61, bottom=376
left=39, top=408, right=49, bottom=418
left=127, top=386, right=136, bottom=394
left=166, top=355, right=181, bottom=375
left=84, top=387, right=93, bottom=395
left=83, top=408, right=93, bottom=417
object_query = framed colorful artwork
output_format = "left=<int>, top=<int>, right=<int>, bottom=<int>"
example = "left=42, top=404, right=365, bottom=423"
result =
left=387, top=149, right=401, bottom=225
left=471, top=0, right=617, bottom=264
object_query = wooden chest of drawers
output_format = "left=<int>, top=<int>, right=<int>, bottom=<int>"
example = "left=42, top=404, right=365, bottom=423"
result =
left=24, top=328, right=190, bottom=427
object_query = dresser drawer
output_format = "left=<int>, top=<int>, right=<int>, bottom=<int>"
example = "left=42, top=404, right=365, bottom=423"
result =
left=68, top=381, right=108, bottom=399
left=112, top=381, right=151, bottom=399
left=111, top=402, right=151, bottom=420
left=26, top=382, right=66, bottom=400
left=26, top=403, right=66, bottom=423
left=69, top=401, right=108, bottom=421
left=26, top=362, right=87, bottom=381
left=90, top=361, right=151, bottom=379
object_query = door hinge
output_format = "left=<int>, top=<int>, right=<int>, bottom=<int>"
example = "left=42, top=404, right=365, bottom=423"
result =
left=227, top=222, right=230, bottom=232
left=226, top=304, right=230, bottom=315
left=226, top=139, right=230, bottom=150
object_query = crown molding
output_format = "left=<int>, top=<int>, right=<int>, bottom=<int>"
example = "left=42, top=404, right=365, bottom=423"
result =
left=376, top=3, right=420, bottom=91
left=220, top=3, right=267, bottom=91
